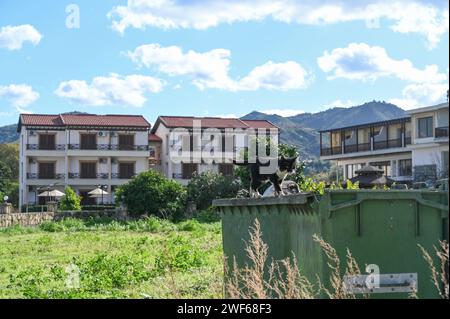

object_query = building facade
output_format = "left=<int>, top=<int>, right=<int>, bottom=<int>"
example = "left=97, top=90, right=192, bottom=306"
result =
left=18, top=114, right=151, bottom=207
left=408, top=103, right=449, bottom=182
left=151, top=116, right=279, bottom=185
left=18, top=113, right=279, bottom=206
left=319, top=102, right=449, bottom=183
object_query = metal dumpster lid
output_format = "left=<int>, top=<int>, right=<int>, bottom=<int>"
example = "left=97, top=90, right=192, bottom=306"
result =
left=213, top=193, right=314, bottom=207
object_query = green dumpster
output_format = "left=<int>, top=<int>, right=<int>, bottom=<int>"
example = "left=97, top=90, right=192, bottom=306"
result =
left=213, top=190, right=449, bottom=299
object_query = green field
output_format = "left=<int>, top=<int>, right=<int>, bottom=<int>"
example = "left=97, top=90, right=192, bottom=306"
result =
left=0, top=218, right=223, bottom=299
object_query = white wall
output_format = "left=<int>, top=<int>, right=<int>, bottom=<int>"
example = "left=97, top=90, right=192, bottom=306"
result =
left=412, top=145, right=448, bottom=168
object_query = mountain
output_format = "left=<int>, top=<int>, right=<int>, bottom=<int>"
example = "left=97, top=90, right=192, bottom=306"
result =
left=241, top=101, right=407, bottom=159
left=0, top=124, right=19, bottom=144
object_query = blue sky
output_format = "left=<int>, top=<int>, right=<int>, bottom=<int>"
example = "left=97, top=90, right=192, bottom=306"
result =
left=0, top=0, right=448, bottom=126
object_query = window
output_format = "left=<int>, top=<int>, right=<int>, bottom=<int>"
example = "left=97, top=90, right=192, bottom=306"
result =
left=182, top=163, right=198, bottom=179
left=346, top=163, right=364, bottom=179
left=218, top=163, right=234, bottom=176
left=418, top=116, right=433, bottom=138
left=39, top=134, right=55, bottom=150
left=80, top=134, right=97, bottom=150
left=38, top=162, right=55, bottom=179
left=119, top=162, right=135, bottom=179
left=119, top=134, right=134, bottom=150
left=369, top=161, right=391, bottom=176
left=80, top=162, right=96, bottom=178
left=399, top=159, right=412, bottom=177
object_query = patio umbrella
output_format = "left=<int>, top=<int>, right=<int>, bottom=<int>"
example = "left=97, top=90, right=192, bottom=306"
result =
left=38, top=189, right=65, bottom=197
left=346, top=165, right=395, bottom=188
left=88, top=188, right=109, bottom=196
left=88, top=187, right=109, bottom=204
left=38, top=189, right=66, bottom=204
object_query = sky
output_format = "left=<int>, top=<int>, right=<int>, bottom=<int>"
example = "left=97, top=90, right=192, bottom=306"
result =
left=0, top=0, right=448, bottom=126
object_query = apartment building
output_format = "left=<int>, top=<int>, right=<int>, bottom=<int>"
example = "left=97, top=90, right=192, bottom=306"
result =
left=319, top=102, right=449, bottom=183
left=151, top=116, right=279, bottom=184
left=408, top=103, right=449, bottom=181
left=17, top=114, right=151, bottom=207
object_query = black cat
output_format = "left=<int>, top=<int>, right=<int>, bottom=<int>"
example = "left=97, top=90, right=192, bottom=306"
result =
left=234, top=156, right=298, bottom=197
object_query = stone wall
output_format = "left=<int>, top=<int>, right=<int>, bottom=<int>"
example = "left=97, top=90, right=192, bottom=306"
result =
left=0, top=208, right=129, bottom=228
left=0, top=212, right=55, bottom=228
left=54, top=209, right=128, bottom=221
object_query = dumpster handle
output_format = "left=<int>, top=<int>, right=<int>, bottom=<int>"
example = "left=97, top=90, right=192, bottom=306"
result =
left=328, top=197, right=448, bottom=218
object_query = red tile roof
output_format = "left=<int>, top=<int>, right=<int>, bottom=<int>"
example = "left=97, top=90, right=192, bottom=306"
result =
left=152, top=116, right=278, bottom=132
left=241, top=119, right=278, bottom=129
left=19, top=114, right=64, bottom=127
left=148, top=133, right=162, bottom=142
left=19, top=114, right=150, bottom=130
left=159, top=116, right=249, bottom=129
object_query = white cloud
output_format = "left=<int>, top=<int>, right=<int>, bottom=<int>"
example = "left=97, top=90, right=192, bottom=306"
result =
left=0, top=25, right=42, bottom=50
left=54, top=74, right=165, bottom=107
left=317, top=42, right=447, bottom=83
left=389, top=82, right=449, bottom=110
left=0, top=84, right=39, bottom=112
left=128, top=44, right=311, bottom=91
left=128, top=44, right=235, bottom=90
left=259, top=109, right=305, bottom=117
left=239, top=61, right=311, bottom=91
left=108, top=0, right=449, bottom=48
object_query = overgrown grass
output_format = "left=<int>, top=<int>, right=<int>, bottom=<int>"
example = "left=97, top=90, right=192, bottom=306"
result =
left=0, top=216, right=222, bottom=299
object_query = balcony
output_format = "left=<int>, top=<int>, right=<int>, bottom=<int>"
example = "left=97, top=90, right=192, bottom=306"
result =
left=68, top=144, right=149, bottom=151
left=172, top=173, right=184, bottom=179
left=320, top=146, right=344, bottom=156
left=27, top=173, right=65, bottom=179
left=321, top=138, right=408, bottom=157
left=68, top=173, right=109, bottom=179
left=26, top=144, right=66, bottom=151
left=435, top=126, right=449, bottom=138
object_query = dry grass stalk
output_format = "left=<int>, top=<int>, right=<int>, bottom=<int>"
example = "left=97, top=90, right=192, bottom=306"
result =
left=225, top=219, right=316, bottom=299
left=418, top=240, right=449, bottom=299
left=312, top=234, right=356, bottom=299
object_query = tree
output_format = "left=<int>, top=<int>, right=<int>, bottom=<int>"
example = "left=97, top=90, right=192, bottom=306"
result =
left=59, top=186, right=82, bottom=211
left=115, top=170, right=186, bottom=219
left=0, top=161, right=12, bottom=190
left=0, top=143, right=19, bottom=179
left=187, top=171, right=242, bottom=210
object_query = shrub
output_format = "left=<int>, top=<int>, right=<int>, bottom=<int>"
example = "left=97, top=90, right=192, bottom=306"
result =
left=39, top=221, right=66, bottom=232
left=186, top=171, right=241, bottom=211
left=115, top=170, right=186, bottom=218
left=194, top=207, right=221, bottom=223
left=177, top=219, right=203, bottom=232
left=154, top=235, right=206, bottom=274
left=59, top=187, right=82, bottom=211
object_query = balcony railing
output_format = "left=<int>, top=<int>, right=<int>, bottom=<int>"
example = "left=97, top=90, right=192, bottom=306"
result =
left=68, top=144, right=149, bottom=151
left=68, top=173, right=109, bottom=179
left=111, top=173, right=136, bottom=179
left=172, top=173, right=184, bottom=179
left=405, top=137, right=411, bottom=145
left=321, top=138, right=406, bottom=156
left=357, top=142, right=371, bottom=152
left=435, top=126, right=449, bottom=138
left=27, top=173, right=65, bottom=179
left=27, top=144, right=66, bottom=151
